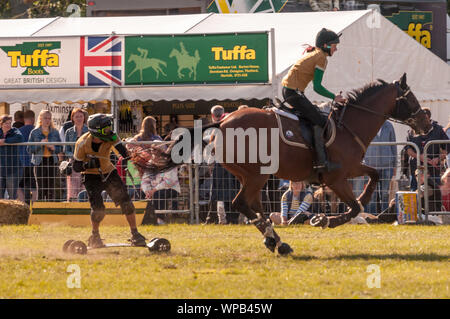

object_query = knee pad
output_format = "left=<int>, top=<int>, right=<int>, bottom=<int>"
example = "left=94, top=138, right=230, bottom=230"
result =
left=121, top=200, right=135, bottom=215
left=91, top=209, right=106, bottom=223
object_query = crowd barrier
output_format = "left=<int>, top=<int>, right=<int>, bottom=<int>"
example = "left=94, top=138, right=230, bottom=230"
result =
left=2, top=139, right=449, bottom=224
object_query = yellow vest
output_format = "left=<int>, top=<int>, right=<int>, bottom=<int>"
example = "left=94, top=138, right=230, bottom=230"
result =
left=281, top=48, right=328, bottom=92
left=73, top=132, right=118, bottom=175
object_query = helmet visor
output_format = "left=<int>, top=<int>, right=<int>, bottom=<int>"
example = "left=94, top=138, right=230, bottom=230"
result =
left=99, top=125, right=112, bottom=136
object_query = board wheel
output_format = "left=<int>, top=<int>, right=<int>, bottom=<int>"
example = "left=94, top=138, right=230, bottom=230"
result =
left=63, top=240, right=75, bottom=253
left=69, top=240, right=88, bottom=255
left=147, top=238, right=171, bottom=252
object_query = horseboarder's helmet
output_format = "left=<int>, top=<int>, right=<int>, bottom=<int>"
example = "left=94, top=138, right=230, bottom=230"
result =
left=87, top=113, right=117, bottom=142
left=315, top=28, right=341, bottom=54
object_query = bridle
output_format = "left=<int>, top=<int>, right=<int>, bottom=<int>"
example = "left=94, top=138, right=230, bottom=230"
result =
left=332, top=83, right=422, bottom=152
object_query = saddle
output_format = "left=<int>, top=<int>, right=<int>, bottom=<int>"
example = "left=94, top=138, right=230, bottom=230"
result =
left=269, top=99, right=336, bottom=150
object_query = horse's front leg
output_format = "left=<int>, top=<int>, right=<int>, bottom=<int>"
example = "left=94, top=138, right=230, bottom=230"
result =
left=310, top=178, right=362, bottom=229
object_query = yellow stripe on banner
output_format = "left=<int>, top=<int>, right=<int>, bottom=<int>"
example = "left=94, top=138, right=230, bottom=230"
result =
left=216, top=0, right=230, bottom=13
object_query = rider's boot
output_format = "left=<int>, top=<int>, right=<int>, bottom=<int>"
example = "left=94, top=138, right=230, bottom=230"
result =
left=88, top=231, right=105, bottom=248
left=313, top=125, right=340, bottom=173
left=129, top=229, right=147, bottom=247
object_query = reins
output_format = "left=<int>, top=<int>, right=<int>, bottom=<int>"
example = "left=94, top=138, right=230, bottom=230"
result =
left=332, top=85, right=419, bottom=153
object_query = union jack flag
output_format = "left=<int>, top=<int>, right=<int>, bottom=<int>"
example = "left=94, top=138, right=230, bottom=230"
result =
left=79, top=36, right=123, bottom=86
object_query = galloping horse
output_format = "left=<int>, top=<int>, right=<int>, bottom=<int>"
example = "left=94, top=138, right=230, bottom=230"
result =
left=169, top=48, right=200, bottom=80
left=128, top=53, right=167, bottom=81
left=152, top=73, right=423, bottom=255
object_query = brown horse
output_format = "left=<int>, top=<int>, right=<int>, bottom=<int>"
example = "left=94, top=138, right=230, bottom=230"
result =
left=152, top=73, right=423, bottom=255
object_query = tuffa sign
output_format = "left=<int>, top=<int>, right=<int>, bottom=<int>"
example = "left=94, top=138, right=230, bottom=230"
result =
left=0, top=41, right=61, bottom=75
left=125, top=33, right=268, bottom=85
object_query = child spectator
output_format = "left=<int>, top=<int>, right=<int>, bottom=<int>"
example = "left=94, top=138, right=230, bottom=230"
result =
left=270, top=181, right=314, bottom=225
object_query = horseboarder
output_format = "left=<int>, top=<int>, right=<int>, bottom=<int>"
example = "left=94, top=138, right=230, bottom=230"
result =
left=281, top=28, right=347, bottom=173
left=72, top=113, right=147, bottom=248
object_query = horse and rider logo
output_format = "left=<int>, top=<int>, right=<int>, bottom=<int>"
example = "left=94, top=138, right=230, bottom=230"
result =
left=127, top=42, right=200, bottom=82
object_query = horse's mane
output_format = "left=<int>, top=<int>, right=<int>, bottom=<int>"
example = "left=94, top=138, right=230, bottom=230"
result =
left=346, top=79, right=390, bottom=106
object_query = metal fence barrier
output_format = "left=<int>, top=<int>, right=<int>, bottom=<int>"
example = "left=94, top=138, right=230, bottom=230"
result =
left=0, top=141, right=194, bottom=223
left=423, top=140, right=450, bottom=220
left=6, top=139, right=450, bottom=224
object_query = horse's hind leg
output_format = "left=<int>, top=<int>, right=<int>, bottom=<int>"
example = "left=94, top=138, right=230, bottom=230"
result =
left=228, top=169, right=292, bottom=255
left=249, top=195, right=293, bottom=255
left=311, top=178, right=362, bottom=229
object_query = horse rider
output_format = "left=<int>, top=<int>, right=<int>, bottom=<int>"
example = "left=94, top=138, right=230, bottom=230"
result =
left=72, top=113, right=147, bottom=248
left=281, top=28, right=347, bottom=173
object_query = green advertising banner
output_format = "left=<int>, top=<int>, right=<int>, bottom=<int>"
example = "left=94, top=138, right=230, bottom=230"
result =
left=386, top=11, right=433, bottom=49
left=125, top=33, right=268, bottom=85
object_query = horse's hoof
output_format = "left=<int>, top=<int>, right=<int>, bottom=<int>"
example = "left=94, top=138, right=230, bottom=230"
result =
left=310, top=214, right=329, bottom=229
left=263, top=237, right=277, bottom=252
left=278, top=243, right=293, bottom=255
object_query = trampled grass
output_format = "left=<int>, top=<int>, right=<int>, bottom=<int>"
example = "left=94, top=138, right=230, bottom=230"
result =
left=0, top=224, right=448, bottom=299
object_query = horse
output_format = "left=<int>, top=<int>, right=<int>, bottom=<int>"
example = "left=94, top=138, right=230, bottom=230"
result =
left=169, top=48, right=200, bottom=80
left=128, top=53, right=167, bottom=81
left=149, top=73, right=424, bottom=255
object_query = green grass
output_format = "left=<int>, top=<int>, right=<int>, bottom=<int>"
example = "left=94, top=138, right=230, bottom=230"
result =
left=0, top=224, right=449, bottom=299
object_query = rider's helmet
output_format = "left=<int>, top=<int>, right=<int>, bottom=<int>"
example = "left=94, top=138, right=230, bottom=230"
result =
left=87, top=113, right=118, bottom=142
left=315, top=28, right=341, bottom=54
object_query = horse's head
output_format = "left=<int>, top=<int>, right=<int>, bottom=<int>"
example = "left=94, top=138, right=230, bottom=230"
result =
left=389, top=73, right=424, bottom=130
left=128, top=54, right=135, bottom=63
left=169, top=49, right=177, bottom=58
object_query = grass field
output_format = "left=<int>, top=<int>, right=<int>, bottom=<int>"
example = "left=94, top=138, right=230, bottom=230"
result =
left=0, top=223, right=449, bottom=299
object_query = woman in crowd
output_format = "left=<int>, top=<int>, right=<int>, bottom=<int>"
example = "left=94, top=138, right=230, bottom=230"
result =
left=28, top=109, right=63, bottom=201
left=0, top=114, right=24, bottom=199
left=270, top=181, right=314, bottom=225
left=64, top=107, right=88, bottom=201
left=129, top=116, right=180, bottom=225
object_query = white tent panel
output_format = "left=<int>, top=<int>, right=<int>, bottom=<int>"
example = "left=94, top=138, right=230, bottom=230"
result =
left=32, top=14, right=212, bottom=37
left=372, top=13, right=450, bottom=101
left=1, top=87, right=111, bottom=104
left=187, top=11, right=370, bottom=76
left=0, top=17, right=58, bottom=37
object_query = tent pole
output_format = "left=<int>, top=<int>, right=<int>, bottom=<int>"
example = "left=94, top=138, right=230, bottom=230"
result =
left=110, top=32, right=119, bottom=133
left=270, top=28, right=277, bottom=102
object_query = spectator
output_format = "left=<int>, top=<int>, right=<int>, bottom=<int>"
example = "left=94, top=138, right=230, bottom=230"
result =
left=0, top=114, right=24, bottom=199
left=17, top=110, right=37, bottom=204
left=312, top=185, right=346, bottom=215
left=416, top=168, right=442, bottom=214
left=406, top=109, right=449, bottom=193
left=205, top=105, right=240, bottom=224
left=354, top=121, right=397, bottom=215
left=440, top=168, right=450, bottom=211
left=443, top=116, right=450, bottom=168
left=309, top=0, right=339, bottom=11
left=59, top=109, right=74, bottom=142
left=164, top=114, right=178, bottom=137
left=27, top=110, right=63, bottom=201
left=270, top=181, right=314, bottom=225
left=130, top=116, right=180, bottom=225
left=64, top=108, right=88, bottom=202
left=12, top=110, right=24, bottom=129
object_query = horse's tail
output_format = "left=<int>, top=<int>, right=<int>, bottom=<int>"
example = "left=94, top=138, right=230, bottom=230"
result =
left=142, top=122, right=221, bottom=174
left=158, top=59, right=167, bottom=67
left=195, top=49, right=200, bottom=61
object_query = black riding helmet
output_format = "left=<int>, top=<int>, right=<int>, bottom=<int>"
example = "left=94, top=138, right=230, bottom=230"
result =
left=315, top=28, right=341, bottom=54
left=87, top=113, right=117, bottom=142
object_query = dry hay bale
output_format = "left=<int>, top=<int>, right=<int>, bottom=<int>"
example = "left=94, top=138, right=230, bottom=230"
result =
left=0, top=200, right=30, bottom=225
